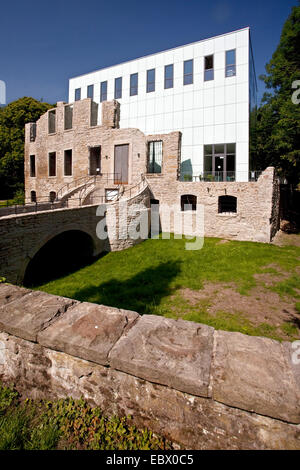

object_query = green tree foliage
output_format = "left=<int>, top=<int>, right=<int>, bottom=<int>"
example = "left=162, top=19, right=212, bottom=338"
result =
left=0, top=97, right=53, bottom=199
left=254, top=5, right=300, bottom=184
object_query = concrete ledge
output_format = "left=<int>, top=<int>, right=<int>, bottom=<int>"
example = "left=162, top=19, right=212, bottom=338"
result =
left=0, top=283, right=299, bottom=449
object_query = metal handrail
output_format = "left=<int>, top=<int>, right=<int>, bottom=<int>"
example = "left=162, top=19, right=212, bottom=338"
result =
left=179, top=171, right=262, bottom=182
left=56, top=173, right=121, bottom=200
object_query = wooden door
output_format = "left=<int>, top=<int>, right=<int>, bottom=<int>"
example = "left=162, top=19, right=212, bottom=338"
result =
left=114, top=144, right=129, bottom=184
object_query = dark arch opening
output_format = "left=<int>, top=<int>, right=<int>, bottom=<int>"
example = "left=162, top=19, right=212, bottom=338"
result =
left=24, top=230, right=95, bottom=286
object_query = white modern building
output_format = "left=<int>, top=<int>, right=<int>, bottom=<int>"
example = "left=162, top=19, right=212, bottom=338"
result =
left=68, top=27, right=257, bottom=182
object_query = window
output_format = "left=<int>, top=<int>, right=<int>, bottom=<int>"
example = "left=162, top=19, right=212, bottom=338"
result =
left=64, top=149, right=72, bottom=176
left=89, top=146, right=101, bottom=175
left=49, top=191, right=56, bottom=203
left=184, top=59, right=193, bottom=85
left=75, top=88, right=81, bottom=101
left=226, top=49, right=236, bottom=77
left=100, top=81, right=107, bottom=102
left=204, top=55, right=214, bottom=81
left=48, top=110, right=56, bottom=134
left=204, top=143, right=236, bottom=181
left=49, top=152, right=56, bottom=177
left=115, top=77, right=122, bottom=99
left=218, top=195, right=237, bottom=213
left=87, top=85, right=94, bottom=99
left=181, top=194, right=197, bottom=211
left=30, top=123, right=36, bottom=142
left=30, top=191, right=36, bottom=203
left=164, top=64, right=173, bottom=89
left=130, top=73, right=138, bottom=96
left=64, top=105, right=73, bottom=130
left=148, top=141, right=163, bottom=173
left=30, top=155, right=36, bottom=177
left=147, top=69, right=155, bottom=93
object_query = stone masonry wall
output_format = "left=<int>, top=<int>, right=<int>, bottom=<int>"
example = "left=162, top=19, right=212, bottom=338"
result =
left=147, top=167, right=279, bottom=243
left=24, top=99, right=181, bottom=204
left=0, top=283, right=299, bottom=450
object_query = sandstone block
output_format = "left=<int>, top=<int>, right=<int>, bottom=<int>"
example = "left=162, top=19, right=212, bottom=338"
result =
left=109, top=315, right=214, bottom=397
left=212, top=330, right=300, bottom=423
left=0, top=290, right=76, bottom=342
left=37, top=302, right=139, bottom=366
left=0, top=283, right=31, bottom=307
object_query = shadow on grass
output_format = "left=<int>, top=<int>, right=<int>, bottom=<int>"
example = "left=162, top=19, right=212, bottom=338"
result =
left=72, top=261, right=181, bottom=315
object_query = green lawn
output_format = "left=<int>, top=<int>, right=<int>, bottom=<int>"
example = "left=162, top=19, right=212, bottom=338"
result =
left=36, top=235, right=300, bottom=341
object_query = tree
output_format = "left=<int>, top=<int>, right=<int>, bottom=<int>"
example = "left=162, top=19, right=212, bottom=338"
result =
left=0, top=97, right=53, bottom=199
left=254, top=5, right=300, bottom=184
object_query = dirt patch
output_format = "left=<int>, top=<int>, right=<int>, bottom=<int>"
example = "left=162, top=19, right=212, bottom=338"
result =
left=179, top=279, right=300, bottom=339
left=272, top=231, right=300, bottom=247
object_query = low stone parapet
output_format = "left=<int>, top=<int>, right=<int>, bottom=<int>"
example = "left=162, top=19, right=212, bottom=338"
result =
left=0, top=283, right=299, bottom=449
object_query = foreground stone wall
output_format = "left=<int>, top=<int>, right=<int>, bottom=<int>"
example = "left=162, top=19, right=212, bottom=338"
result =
left=0, top=284, right=299, bottom=450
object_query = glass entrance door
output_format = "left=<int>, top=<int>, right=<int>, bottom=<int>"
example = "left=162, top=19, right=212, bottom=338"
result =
left=213, top=154, right=225, bottom=181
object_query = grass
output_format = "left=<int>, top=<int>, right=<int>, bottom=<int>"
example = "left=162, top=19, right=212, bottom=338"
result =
left=0, top=383, right=171, bottom=450
left=34, top=235, right=300, bottom=341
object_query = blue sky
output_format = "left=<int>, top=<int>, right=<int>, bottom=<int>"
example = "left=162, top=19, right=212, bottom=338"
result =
left=0, top=0, right=296, bottom=106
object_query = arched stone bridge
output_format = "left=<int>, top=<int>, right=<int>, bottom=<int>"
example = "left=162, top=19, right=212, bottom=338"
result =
left=0, top=187, right=151, bottom=285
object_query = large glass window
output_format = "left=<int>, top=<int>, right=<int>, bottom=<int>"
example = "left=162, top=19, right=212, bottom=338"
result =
left=204, top=143, right=236, bottom=181
left=183, top=59, right=193, bottom=85
left=226, top=49, right=236, bottom=77
left=87, top=85, right=94, bottom=99
left=148, top=141, right=163, bottom=173
left=164, top=64, right=174, bottom=89
left=147, top=69, right=155, bottom=93
left=114, top=77, right=122, bottom=99
left=204, top=55, right=214, bottom=81
left=75, top=88, right=81, bottom=101
left=100, top=81, right=107, bottom=102
left=130, top=73, right=138, bottom=96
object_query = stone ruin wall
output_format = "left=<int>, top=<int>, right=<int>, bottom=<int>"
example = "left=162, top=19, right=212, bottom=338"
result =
left=0, top=283, right=299, bottom=450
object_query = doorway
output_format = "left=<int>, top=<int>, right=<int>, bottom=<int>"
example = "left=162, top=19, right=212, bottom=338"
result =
left=114, top=144, right=129, bottom=184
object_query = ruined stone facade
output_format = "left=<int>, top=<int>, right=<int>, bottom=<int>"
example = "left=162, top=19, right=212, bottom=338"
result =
left=0, top=284, right=299, bottom=450
left=23, top=98, right=280, bottom=246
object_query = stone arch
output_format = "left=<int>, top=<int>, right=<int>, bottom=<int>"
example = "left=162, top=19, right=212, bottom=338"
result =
left=22, top=227, right=100, bottom=286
